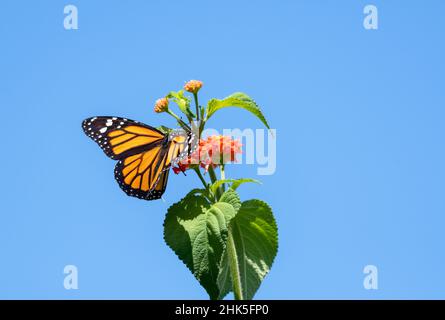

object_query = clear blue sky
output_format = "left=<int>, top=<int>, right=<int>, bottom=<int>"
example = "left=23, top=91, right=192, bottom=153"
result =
left=1, top=0, right=444, bottom=299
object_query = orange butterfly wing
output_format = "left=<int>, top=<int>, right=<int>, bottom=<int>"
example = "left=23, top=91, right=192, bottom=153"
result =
left=83, top=117, right=195, bottom=200
left=114, top=133, right=191, bottom=200
left=82, top=116, right=165, bottom=160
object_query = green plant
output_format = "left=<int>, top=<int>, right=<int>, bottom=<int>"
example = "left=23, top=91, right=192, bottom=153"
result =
left=158, top=80, right=278, bottom=300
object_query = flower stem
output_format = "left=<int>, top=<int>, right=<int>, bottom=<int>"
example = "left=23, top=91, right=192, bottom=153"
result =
left=220, top=165, right=226, bottom=192
left=227, top=226, right=243, bottom=300
left=193, top=93, right=200, bottom=121
left=208, top=165, right=218, bottom=185
left=207, top=166, right=221, bottom=199
left=167, top=109, right=191, bottom=131
left=193, top=167, right=208, bottom=189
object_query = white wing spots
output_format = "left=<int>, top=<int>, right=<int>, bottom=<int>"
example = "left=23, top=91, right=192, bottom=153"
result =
left=99, top=127, right=107, bottom=133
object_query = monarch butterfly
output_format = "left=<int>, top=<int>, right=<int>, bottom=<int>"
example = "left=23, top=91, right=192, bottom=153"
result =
left=82, top=116, right=196, bottom=200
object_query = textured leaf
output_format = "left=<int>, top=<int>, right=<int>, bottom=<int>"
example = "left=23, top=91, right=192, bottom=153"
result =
left=186, top=188, right=206, bottom=195
left=185, top=188, right=209, bottom=198
left=164, top=194, right=237, bottom=299
left=167, top=90, right=195, bottom=119
left=210, top=178, right=261, bottom=196
left=206, top=92, right=270, bottom=129
left=156, top=125, right=172, bottom=134
left=217, top=200, right=278, bottom=300
left=219, top=189, right=241, bottom=213
left=216, top=245, right=232, bottom=299
left=231, top=178, right=261, bottom=191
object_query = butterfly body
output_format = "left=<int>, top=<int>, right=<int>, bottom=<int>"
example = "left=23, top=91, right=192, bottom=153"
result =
left=82, top=116, right=195, bottom=200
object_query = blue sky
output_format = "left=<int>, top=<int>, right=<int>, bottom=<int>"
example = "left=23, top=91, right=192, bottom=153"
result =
left=1, top=0, right=444, bottom=299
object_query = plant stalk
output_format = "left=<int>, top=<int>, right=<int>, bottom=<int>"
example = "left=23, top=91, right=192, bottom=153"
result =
left=220, top=165, right=226, bottom=192
left=207, top=166, right=221, bottom=200
left=227, top=226, right=243, bottom=300
left=208, top=165, right=218, bottom=185
left=166, top=109, right=191, bottom=131
left=193, top=167, right=208, bottom=189
left=193, top=93, right=200, bottom=121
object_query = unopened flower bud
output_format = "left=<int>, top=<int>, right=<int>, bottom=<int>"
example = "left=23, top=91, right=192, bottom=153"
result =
left=184, top=80, right=203, bottom=94
left=154, top=97, right=169, bottom=113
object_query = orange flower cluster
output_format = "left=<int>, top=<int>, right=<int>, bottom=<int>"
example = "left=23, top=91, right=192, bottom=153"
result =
left=183, top=80, right=203, bottom=94
left=173, top=135, right=242, bottom=174
left=154, top=97, right=169, bottom=113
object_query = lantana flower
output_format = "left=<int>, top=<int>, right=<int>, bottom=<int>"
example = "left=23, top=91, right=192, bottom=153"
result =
left=173, top=135, right=242, bottom=174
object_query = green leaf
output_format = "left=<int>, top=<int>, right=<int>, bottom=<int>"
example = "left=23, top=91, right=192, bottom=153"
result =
left=163, top=194, right=238, bottom=299
left=167, top=90, right=195, bottom=119
left=185, top=187, right=215, bottom=203
left=210, top=178, right=261, bottom=196
left=156, top=125, right=173, bottom=134
left=200, top=105, right=205, bottom=119
left=210, top=179, right=234, bottom=196
left=219, top=189, right=241, bottom=213
left=216, top=244, right=232, bottom=299
left=231, top=178, right=261, bottom=191
left=217, top=200, right=278, bottom=300
left=206, top=92, right=270, bottom=129
left=185, top=188, right=208, bottom=198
